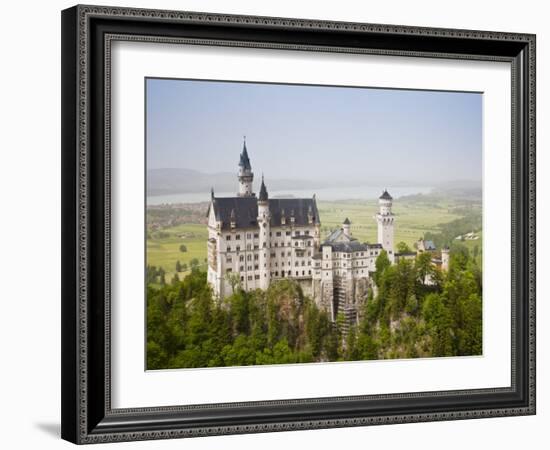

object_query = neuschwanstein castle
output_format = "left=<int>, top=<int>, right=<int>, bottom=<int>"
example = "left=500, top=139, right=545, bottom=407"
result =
left=206, top=141, right=433, bottom=324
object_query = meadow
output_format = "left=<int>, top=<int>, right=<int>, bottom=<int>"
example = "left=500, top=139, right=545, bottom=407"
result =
left=146, top=194, right=477, bottom=282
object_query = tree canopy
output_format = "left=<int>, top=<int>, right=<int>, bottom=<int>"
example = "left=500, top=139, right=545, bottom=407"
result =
left=147, top=247, right=482, bottom=369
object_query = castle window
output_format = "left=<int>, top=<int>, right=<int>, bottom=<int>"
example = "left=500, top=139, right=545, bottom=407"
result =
left=286, top=231, right=291, bottom=236
left=254, top=254, right=259, bottom=260
left=227, top=246, right=231, bottom=252
left=236, top=246, right=240, bottom=252
left=296, top=271, right=299, bottom=276
left=308, top=261, right=311, bottom=266
left=226, top=268, right=232, bottom=273
left=294, top=231, right=300, bottom=236
left=226, top=235, right=231, bottom=241
left=275, top=271, right=279, bottom=277
left=253, top=233, right=259, bottom=239
left=274, top=242, right=278, bottom=247
left=239, top=266, right=244, bottom=271
left=236, top=234, right=241, bottom=240
left=307, top=251, right=311, bottom=256
left=295, top=261, right=299, bottom=267
left=308, top=270, right=311, bottom=275
left=276, top=231, right=281, bottom=237
left=263, top=242, right=266, bottom=248
left=247, top=275, right=252, bottom=281
left=247, top=255, right=251, bottom=261
left=302, top=270, right=305, bottom=276
left=246, top=244, right=252, bottom=250
left=239, top=255, right=244, bottom=262
left=240, top=276, right=244, bottom=281
left=288, top=271, right=291, bottom=276
left=254, top=275, right=260, bottom=280
left=254, top=265, right=259, bottom=270
left=301, top=261, right=305, bottom=266
left=305, top=230, right=309, bottom=235
left=226, top=256, right=232, bottom=263
left=246, top=233, right=251, bottom=239
left=254, top=245, right=259, bottom=250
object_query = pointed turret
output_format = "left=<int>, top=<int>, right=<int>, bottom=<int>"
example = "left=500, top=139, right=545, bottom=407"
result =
left=259, top=175, right=268, bottom=202
left=237, top=137, right=254, bottom=197
left=256, top=175, right=271, bottom=289
left=239, top=139, right=252, bottom=171
left=342, top=217, right=351, bottom=237
left=379, top=189, right=393, bottom=201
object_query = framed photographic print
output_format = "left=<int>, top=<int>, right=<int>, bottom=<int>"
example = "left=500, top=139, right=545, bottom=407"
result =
left=61, top=5, right=536, bottom=444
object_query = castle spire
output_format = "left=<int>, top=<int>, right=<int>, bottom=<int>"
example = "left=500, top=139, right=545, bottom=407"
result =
left=237, top=137, right=254, bottom=197
left=259, top=174, right=268, bottom=202
left=239, top=136, right=251, bottom=171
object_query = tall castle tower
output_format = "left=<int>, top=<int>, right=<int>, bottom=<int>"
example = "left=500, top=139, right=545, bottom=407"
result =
left=376, top=190, right=395, bottom=261
left=441, top=246, right=450, bottom=272
left=257, top=176, right=271, bottom=289
left=238, top=137, right=254, bottom=197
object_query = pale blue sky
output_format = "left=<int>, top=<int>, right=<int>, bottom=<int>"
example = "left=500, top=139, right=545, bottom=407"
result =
left=146, top=78, right=482, bottom=185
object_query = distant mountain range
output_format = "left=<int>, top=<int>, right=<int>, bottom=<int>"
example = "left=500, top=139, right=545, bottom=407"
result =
left=147, top=168, right=326, bottom=196
left=147, top=168, right=482, bottom=198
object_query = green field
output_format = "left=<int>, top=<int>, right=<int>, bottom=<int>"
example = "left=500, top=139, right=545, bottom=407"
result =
left=458, top=230, right=483, bottom=266
left=147, top=223, right=208, bottom=281
left=147, top=196, right=473, bottom=282
left=318, top=199, right=462, bottom=247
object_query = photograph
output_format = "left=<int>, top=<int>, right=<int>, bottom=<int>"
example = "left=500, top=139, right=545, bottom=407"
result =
left=145, top=78, right=483, bottom=370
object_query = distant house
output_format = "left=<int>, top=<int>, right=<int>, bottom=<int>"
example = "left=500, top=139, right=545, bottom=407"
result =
left=416, top=239, right=436, bottom=253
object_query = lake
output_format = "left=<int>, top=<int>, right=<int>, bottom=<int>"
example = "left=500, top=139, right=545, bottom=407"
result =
left=147, top=185, right=434, bottom=205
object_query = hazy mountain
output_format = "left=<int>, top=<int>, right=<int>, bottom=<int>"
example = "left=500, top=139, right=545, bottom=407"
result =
left=147, top=168, right=327, bottom=196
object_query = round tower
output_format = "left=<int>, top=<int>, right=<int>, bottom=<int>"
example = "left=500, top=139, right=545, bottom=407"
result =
left=441, top=246, right=450, bottom=272
left=342, top=217, right=351, bottom=238
left=257, top=176, right=271, bottom=289
left=238, top=137, right=254, bottom=197
left=375, top=190, right=395, bottom=261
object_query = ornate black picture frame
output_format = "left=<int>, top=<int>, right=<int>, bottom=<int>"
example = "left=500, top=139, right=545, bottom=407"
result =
left=61, top=4, right=536, bottom=444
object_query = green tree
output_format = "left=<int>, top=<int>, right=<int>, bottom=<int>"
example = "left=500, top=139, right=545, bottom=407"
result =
left=422, top=293, right=453, bottom=357
left=175, top=260, right=182, bottom=272
left=179, top=244, right=188, bottom=253
left=158, top=267, right=166, bottom=286
left=416, top=251, right=431, bottom=283
left=396, top=241, right=412, bottom=254
left=225, top=271, right=241, bottom=294
left=374, top=250, right=391, bottom=287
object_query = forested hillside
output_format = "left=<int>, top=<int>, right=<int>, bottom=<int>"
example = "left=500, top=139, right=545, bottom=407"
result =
left=147, top=243, right=482, bottom=369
